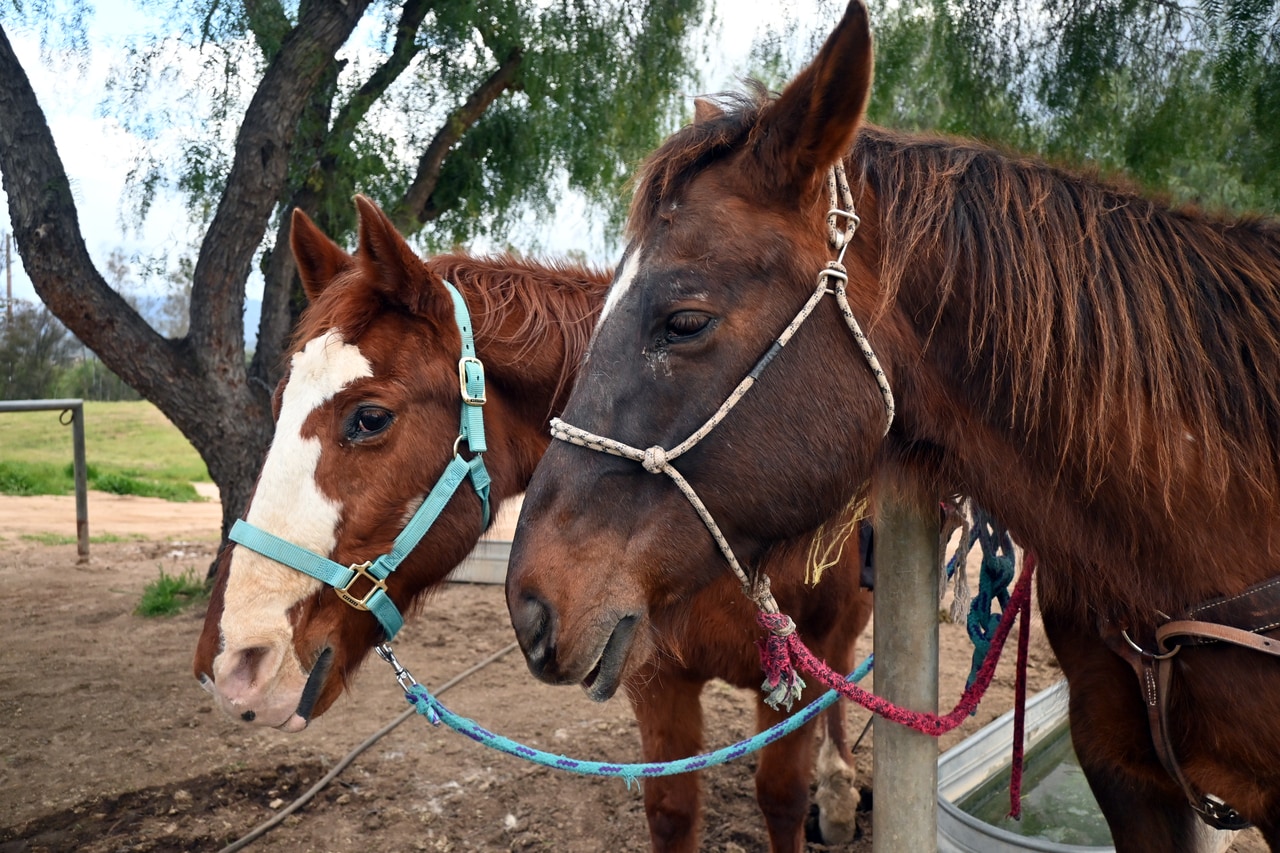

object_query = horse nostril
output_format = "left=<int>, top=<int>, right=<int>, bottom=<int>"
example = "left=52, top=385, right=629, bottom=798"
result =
left=241, top=710, right=256, bottom=722
left=513, top=594, right=556, bottom=675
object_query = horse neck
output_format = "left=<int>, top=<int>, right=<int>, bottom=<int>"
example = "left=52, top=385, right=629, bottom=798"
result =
left=852, top=129, right=1280, bottom=619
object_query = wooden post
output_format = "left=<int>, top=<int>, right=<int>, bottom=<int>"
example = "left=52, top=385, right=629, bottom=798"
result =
left=872, top=484, right=940, bottom=852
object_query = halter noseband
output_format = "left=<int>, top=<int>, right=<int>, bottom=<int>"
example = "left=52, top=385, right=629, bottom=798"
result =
left=551, top=163, right=893, bottom=627
left=229, top=281, right=492, bottom=640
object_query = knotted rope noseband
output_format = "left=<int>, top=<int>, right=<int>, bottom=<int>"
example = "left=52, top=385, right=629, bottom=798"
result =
left=550, top=163, right=894, bottom=708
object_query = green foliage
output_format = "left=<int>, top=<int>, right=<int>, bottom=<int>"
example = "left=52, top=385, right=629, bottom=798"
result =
left=54, top=358, right=142, bottom=402
left=89, top=468, right=200, bottom=501
left=0, top=300, right=77, bottom=400
left=135, top=566, right=208, bottom=617
left=105, top=0, right=707, bottom=255
left=0, top=296, right=144, bottom=403
left=866, top=0, right=1280, bottom=216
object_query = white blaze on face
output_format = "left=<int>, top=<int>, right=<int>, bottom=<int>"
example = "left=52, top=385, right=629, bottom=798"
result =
left=598, top=241, right=643, bottom=326
left=212, top=330, right=371, bottom=725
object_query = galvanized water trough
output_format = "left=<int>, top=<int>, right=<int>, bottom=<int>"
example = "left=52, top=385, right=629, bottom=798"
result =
left=937, top=679, right=1237, bottom=852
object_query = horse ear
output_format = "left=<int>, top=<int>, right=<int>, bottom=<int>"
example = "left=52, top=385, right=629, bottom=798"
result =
left=752, top=0, right=873, bottom=199
left=352, top=195, right=450, bottom=319
left=692, top=97, right=724, bottom=125
left=290, top=207, right=352, bottom=303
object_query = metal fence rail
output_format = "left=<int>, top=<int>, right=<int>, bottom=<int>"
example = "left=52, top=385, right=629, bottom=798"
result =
left=0, top=398, right=88, bottom=561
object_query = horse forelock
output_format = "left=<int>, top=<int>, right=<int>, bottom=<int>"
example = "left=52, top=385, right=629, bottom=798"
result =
left=854, top=125, right=1280, bottom=511
left=289, top=266, right=388, bottom=356
left=626, top=89, right=766, bottom=245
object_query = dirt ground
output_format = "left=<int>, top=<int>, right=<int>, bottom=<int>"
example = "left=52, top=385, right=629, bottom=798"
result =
left=0, top=492, right=1268, bottom=852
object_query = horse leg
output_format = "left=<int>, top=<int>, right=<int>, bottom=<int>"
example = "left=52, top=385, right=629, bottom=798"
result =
left=753, top=696, right=820, bottom=853
left=1041, top=606, right=1207, bottom=852
left=626, top=671, right=705, bottom=853
left=812, top=583, right=871, bottom=845
left=813, top=701, right=860, bottom=845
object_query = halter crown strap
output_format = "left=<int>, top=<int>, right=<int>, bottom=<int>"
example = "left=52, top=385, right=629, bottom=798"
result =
left=228, top=281, right=490, bottom=640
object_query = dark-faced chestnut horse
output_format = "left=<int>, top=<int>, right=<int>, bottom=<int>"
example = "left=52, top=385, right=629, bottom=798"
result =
left=192, top=197, right=872, bottom=851
left=504, top=1, right=1280, bottom=849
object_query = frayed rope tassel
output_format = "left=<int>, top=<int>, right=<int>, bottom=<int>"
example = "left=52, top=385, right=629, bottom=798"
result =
left=757, top=612, right=807, bottom=711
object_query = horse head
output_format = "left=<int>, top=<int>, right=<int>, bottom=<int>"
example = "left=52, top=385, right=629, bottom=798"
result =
left=194, top=197, right=500, bottom=729
left=507, top=0, right=896, bottom=700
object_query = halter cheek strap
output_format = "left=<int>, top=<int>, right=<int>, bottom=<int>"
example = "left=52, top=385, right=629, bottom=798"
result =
left=229, top=281, right=491, bottom=641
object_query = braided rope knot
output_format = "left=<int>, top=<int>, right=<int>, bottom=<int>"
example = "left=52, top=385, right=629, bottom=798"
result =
left=758, top=610, right=797, bottom=638
left=641, top=446, right=669, bottom=473
left=756, top=611, right=805, bottom=711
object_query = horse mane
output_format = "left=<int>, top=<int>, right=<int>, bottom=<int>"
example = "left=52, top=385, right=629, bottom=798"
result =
left=289, top=250, right=611, bottom=416
left=629, top=86, right=1280, bottom=508
left=425, top=252, right=609, bottom=370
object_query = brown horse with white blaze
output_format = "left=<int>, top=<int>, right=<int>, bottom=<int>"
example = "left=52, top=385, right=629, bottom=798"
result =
left=192, top=197, right=872, bottom=851
left=504, top=1, right=1280, bottom=849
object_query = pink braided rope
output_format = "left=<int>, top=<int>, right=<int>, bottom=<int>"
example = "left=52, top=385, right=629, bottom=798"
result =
left=757, top=553, right=1037, bottom=738
left=1009, top=573, right=1033, bottom=818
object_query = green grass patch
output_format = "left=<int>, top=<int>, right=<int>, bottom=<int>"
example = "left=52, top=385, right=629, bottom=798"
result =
left=0, top=460, right=66, bottom=495
left=0, top=401, right=209, bottom=501
left=0, top=459, right=200, bottom=501
left=19, top=531, right=145, bottom=545
left=136, top=567, right=209, bottom=617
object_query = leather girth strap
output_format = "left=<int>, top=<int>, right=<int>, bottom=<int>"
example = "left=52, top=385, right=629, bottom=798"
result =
left=1101, top=575, right=1280, bottom=832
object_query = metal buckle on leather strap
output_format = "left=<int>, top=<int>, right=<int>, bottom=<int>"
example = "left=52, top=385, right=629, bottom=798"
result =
left=335, top=560, right=386, bottom=611
left=1102, top=618, right=1254, bottom=832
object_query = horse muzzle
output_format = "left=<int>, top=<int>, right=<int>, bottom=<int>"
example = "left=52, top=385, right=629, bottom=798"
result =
left=510, top=593, right=641, bottom=701
left=197, top=642, right=333, bottom=732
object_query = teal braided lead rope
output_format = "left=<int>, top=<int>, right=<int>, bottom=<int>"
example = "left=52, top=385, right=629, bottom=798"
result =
left=401, top=654, right=874, bottom=787
left=966, top=506, right=1017, bottom=688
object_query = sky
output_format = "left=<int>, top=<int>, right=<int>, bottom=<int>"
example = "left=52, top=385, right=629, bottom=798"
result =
left=0, top=0, right=834, bottom=307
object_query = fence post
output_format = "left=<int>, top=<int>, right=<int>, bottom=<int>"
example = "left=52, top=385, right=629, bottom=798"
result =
left=69, top=401, right=89, bottom=562
left=872, top=483, right=940, bottom=852
left=0, top=398, right=89, bottom=561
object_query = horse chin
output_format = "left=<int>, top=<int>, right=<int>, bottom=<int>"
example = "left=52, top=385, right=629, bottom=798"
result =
left=580, top=614, right=640, bottom=702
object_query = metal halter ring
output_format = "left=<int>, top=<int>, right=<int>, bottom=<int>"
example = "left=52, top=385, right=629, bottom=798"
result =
left=1120, top=628, right=1180, bottom=660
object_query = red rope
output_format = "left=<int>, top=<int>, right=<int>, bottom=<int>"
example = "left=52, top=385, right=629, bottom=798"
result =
left=758, top=554, right=1037, bottom=738
left=1008, top=552, right=1036, bottom=818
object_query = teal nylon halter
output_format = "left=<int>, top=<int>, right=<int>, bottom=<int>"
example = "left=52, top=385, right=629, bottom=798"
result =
left=229, top=281, right=492, bottom=640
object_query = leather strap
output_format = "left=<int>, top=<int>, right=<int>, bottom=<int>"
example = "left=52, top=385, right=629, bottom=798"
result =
left=1100, top=618, right=1253, bottom=831
left=1158, top=619, right=1280, bottom=657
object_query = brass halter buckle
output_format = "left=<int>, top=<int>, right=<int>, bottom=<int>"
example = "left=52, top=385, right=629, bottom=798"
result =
left=458, top=357, right=486, bottom=406
left=335, top=560, right=386, bottom=611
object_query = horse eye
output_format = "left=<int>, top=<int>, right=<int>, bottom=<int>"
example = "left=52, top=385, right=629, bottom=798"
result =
left=665, top=311, right=714, bottom=342
left=346, top=406, right=393, bottom=441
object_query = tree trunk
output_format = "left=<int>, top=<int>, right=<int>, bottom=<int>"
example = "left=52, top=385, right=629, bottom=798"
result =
left=0, top=1, right=370, bottom=554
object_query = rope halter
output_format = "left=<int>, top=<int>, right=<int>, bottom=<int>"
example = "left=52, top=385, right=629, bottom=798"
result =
left=550, top=163, right=894, bottom=709
left=229, top=281, right=492, bottom=641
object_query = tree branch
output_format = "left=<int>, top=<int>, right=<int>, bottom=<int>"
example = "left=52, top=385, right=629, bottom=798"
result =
left=188, top=0, right=371, bottom=371
left=0, top=22, right=192, bottom=399
left=394, top=46, right=524, bottom=233
left=329, top=0, right=434, bottom=141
